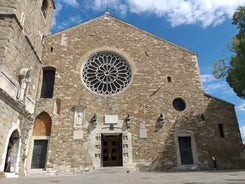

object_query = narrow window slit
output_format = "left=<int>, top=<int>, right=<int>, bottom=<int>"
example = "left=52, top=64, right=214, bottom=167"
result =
left=167, top=76, right=172, bottom=83
left=218, top=124, right=225, bottom=137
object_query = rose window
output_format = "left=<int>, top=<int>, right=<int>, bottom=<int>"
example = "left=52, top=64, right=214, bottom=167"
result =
left=82, top=52, right=132, bottom=96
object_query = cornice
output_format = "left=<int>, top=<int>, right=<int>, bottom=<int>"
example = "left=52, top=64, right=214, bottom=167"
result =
left=0, top=89, right=34, bottom=121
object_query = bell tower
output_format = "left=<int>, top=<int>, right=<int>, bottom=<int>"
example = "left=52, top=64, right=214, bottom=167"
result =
left=16, top=0, right=55, bottom=58
left=0, top=0, right=55, bottom=71
left=0, top=0, right=55, bottom=176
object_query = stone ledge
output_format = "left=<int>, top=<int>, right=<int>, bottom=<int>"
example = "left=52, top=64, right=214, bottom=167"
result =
left=0, top=172, right=5, bottom=178
left=0, top=88, right=34, bottom=120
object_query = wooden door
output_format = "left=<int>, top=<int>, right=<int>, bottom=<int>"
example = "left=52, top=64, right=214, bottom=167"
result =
left=102, top=134, right=122, bottom=167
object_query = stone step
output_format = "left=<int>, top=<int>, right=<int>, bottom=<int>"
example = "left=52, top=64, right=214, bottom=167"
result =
left=4, top=172, right=18, bottom=178
left=93, top=167, right=135, bottom=174
left=26, top=170, right=54, bottom=177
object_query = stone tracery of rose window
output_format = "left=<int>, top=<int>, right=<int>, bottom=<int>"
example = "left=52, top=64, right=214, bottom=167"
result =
left=82, top=52, right=132, bottom=96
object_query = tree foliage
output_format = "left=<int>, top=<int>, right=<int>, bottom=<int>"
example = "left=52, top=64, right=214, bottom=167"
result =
left=212, top=6, right=245, bottom=98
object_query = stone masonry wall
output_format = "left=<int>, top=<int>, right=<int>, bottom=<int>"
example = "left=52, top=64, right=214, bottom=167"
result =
left=35, top=14, right=244, bottom=173
left=0, top=0, right=54, bottom=59
left=0, top=0, right=17, bottom=15
left=0, top=15, right=39, bottom=172
left=0, top=0, right=54, bottom=98
left=16, top=0, right=54, bottom=58
left=0, top=16, right=41, bottom=101
left=0, top=98, right=33, bottom=175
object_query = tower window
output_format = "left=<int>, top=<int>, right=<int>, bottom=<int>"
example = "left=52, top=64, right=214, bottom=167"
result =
left=218, top=124, right=225, bottom=137
left=41, top=0, right=48, bottom=18
left=40, top=67, right=55, bottom=98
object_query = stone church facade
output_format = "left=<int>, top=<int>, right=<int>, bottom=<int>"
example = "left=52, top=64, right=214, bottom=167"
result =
left=0, top=1, right=244, bottom=177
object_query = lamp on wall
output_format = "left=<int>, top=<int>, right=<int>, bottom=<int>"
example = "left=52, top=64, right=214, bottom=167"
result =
left=126, top=114, right=130, bottom=128
left=158, top=114, right=164, bottom=122
left=92, top=114, right=97, bottom=127
left=200, top=114, right=206, bottom=121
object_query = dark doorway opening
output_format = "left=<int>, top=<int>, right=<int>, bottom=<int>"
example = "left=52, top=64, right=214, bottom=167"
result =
left=4, top=130, right=20, bottom=172
left=102, top=134, right=122, bottom=167
left=178, top=136, right=194, bottom=165
left=31, top=140, right=48, bottom=169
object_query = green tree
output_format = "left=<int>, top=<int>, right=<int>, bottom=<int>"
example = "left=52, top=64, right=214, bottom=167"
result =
left=212, top=6, right=245, bottom=98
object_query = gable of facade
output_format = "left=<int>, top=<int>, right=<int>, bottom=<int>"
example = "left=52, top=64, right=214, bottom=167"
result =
left=29, top=13, right=244, bottom=174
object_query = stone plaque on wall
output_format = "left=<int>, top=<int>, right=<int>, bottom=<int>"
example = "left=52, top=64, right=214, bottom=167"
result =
left=139, top=123, right=147, bottom=138
left=73, top=130, right=83, bottom=139
left=104, top=115, right=118, bottom=124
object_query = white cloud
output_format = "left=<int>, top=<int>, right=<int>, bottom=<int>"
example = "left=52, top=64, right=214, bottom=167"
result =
left=201, top=74, right=216, bottom=83
left=93, top=0, right=109, bottom=9
left=201, top=74, right=227, bottom=93
left=240, top=125, right=245, bottom=141
left=63, top=0, right=79, bottom=8
left=86, top=0, right=128, bottom=17
left=53, top=0, right=245, bottom=28
left=51, top=2, right=62, bottom=28
left=51, top=0, right=81, bottom=30
left=56, top=15, right=83, bottom=31
left=85, top=0, right=245, bottom=27
left=125, top=0, right=245, bottom=27
left=203, top=82, right=226, bottom=92
left=236, top=101, right=245, bottom=112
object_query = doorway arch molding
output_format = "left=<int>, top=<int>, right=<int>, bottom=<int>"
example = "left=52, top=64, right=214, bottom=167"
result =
left=29, top=111, right=52, bottom=170
left=1, top=126, right=21, bottom=173
left=173, top=130, right=198, bottom=169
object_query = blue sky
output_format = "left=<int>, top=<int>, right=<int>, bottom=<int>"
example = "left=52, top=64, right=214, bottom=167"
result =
left=51, top=0, right=245, bottom=141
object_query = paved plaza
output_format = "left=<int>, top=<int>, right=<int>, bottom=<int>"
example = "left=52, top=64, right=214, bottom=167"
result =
left=0, top=170, right=245, bottom=184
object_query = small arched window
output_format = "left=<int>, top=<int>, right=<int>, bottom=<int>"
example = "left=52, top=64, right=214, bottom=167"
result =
left=41, top=0, right=48, bottom=18
left=40, top=67, right=55, bottom=98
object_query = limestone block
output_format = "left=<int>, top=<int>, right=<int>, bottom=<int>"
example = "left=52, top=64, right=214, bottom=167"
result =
left=139, top=123, right=147, bottom=139
left=73, top=130, right=83, bottom=140
left=0, top=70, right=19, bottom=99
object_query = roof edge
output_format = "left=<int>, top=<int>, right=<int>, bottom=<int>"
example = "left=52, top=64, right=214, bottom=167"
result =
left=204, top=93, right=234, bottom=106
left=45, top=13, right=108, bottom=37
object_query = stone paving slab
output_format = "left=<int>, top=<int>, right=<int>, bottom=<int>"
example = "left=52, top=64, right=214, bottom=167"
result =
left=0, top=170, right=245, bottom=184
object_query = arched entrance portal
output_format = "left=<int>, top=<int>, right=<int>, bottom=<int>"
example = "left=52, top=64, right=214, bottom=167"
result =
left=4, top=130, right=20, bottom=173
left=31, top=112, right=52, bottom=169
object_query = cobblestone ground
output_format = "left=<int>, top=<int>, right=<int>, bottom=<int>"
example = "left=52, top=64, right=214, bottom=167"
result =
left=0, top=170, right=245, bottom=184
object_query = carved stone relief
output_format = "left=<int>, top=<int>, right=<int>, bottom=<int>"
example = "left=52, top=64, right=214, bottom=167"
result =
left=17, top=68, right=31, bottom=102
left=74, top=106, right=85, bottom=127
